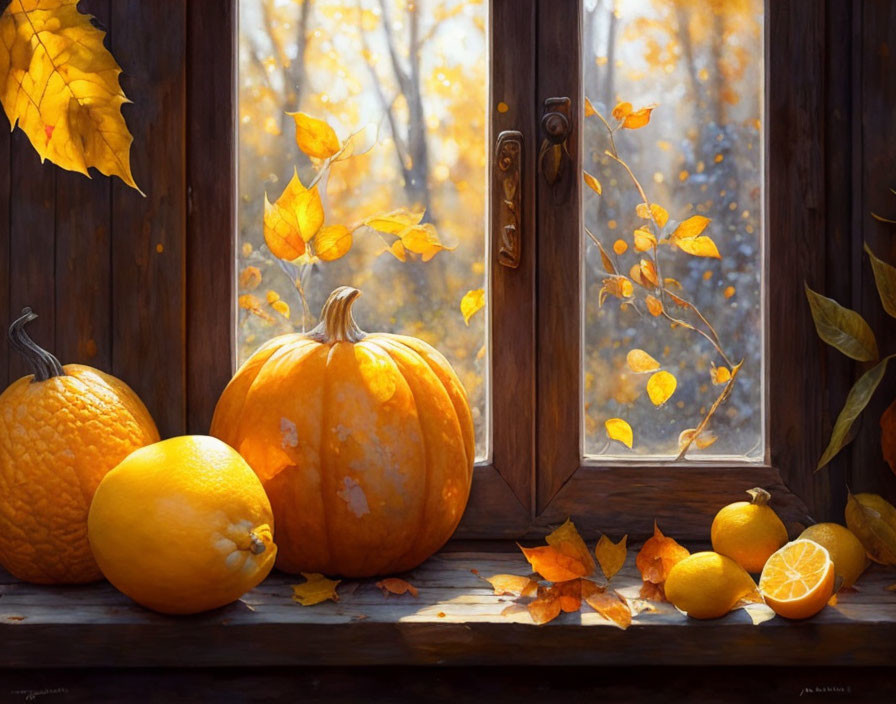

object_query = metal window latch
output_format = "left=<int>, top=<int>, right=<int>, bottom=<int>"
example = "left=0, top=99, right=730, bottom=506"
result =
left=539, top=97, right=572, bottom=185
left=494, top=130, right=523, bottom=269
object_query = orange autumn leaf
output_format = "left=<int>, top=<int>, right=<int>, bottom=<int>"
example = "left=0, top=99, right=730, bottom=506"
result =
left=263, top=195, right=305, bottom=260
left=583, top=170, right=602, bottom=195
left=584, top=97, right=597, bottom=117
left=518, top=544, right=590, bottom=583
left=626, top=348, right=660, bottom=373
left=711, top=365, right=732, bottom=385
left=636, top=202, right=669, bottom=228
left=599, top=276, right=634, bottom=306
left=527, top=592, right=563, bottom=625
left=629, top=263, right=646, bottom=288
left=291, top=573, right=340, bottom=606
left=585, top=590, right=632, bottom=629
left=640, top=259, right=659, bottom=287
left=542, top=579, right=584, bottom=613
left=672, top=215, right=711, bottom=239
left=288, top=111, right=341, bottom=159
left=485, top=574, right=538, bottom=597
left=646, top=294, right=663, bottom=317
left=622, top=106, right=654, bottom=130
left=595, top=534, right=628, bottom=581
left=636, top=522, right=690, bottom=585
left=597, top=240, right=617, bottom=273
left=546, top=518, right=596, bottom=575
left=639, top=580, right=666, bottom=601
left=612, top=101, right=632, bottom=121
left=376, top=578, right=418, bottom=597
left=605, top=418, right=633, bottom=449
left=633, top=228, right=657, bottom=252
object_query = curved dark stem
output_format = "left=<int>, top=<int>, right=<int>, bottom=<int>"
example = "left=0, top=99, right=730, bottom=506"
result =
left=8, top=308, right=65, bottom=382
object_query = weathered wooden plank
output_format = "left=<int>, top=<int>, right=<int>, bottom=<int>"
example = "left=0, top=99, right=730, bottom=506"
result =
left=0, top=99, right=8, bottom=390
left=185, top=0, right=235, bottom=434
left=854, top=0, right=896, bottom=505
left=51, top=1, right=113, bottom=373
left=109, top=0, right=187, bottom=438
left=7, top=132, right=55, bottom=383
left=767, top=1, right=832, bottom=520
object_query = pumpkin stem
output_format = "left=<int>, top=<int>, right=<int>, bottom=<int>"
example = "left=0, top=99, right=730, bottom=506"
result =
left=306, top=287, right=367, bottom=343
left=8, top=308, right=65, bottom=382
left=746, top=487, right=771, bottom=506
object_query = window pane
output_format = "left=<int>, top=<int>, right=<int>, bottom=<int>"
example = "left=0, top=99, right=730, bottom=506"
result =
left=237, top=0, right=489, bottom=460
left=581, top=0, right=764, bottom=460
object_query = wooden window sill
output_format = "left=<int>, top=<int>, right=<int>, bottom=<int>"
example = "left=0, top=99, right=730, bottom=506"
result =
left=2, top=541, right=895, bottom=668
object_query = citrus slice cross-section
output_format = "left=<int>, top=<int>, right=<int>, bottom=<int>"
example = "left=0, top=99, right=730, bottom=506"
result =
left=758, top=539, right=835, bottom=620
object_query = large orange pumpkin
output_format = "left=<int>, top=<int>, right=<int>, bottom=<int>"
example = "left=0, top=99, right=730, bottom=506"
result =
left=0, top=309, right=159, bottom=583
left=211, top=287, right=474, bottom=577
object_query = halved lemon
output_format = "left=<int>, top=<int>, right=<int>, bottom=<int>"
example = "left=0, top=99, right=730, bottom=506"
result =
left=758, top=539, right=835, bottom=620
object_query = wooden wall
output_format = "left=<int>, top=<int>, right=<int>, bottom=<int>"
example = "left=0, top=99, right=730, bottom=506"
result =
left=0, top=0, right=892, bottom=518
left=0, top=0, right=233, bottom=440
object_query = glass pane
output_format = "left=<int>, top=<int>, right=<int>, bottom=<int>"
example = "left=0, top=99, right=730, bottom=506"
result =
left=581, top=0, right=764, bottom=461
left=237, top=0, right=489, bottom=460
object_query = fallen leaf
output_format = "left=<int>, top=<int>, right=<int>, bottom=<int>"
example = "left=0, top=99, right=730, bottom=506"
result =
left=805, top=283, right=879, bottom=362
left=501, top=603, right=530, bottom=617
left=646, top=295, right=663, bottom=316
left=546, top=519, right=596, bottom=575
left=545, top=579, right=583, bottom=613
left=626, top=348, right=660, bottom=373
left=460, top=288, right=486, bottom=325
left=313, top=225, right=353, bottom=262
left=437, top=611, right=446, bottom=618
left=519, top=544, right=590, bottom=583
left=595, top=534, right=628, bottom=581
left=622, top=106, right=653, bottom=129
left=485, top=574, right=538, bottom=597
left=636, top=203, right=669, bottom=228
left=636, top=522, right=690, bottom=586
left=672, top=215, right=711, bottom=239
left=288, top=111, right=340, bottom=159
left=673, top=235, right=721, bottom=259
left=585, top=591, right=632, bottom=629
left=646, top=370, right=677, bottom=406
left=291, top=573, right=340, bottom=606
left=527, top=592, right=563, bottom=625
left=605, top=418, right=633, bottom=449
left=864, top=242, right=896, bottom=319
left=639, top=581, right=666, bottom=601
left=817, top=356, right=894, bottom=470
left=376, top=578, right=418, bottom=597
left=584, top=170, right=602, bottom=195
left=0, top=0, right=139, bottom=190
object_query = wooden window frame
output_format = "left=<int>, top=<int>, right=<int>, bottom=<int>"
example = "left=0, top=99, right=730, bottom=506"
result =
left=189, top=0, right=882, bottom=541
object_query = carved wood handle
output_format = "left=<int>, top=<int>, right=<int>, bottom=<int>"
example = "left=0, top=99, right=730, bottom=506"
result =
left=495, top=130, right=523, bottom=269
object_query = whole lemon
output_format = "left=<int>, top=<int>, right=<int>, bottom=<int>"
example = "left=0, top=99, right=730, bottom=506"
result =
left=711, top=487, right=787, bottom=573
left=799, top=523, right=868, bottom=588
left=665, top=551, right=758, bottom=619
left=87, top=436, right=277, bottom=614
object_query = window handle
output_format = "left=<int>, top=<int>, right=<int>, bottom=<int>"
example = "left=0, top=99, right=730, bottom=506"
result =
left=539, top=97, right=572, bottom=185
left=495, top=130, right=523, bottom=269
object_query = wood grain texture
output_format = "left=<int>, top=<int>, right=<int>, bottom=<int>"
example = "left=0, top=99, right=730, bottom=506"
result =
left=535, top=0, right=582, bottom=512
left=1, top=546, right=894, bottom=667
left=455, top=467, right=531, bottom=539
left=854, top=0, right=896, bottom=503
left=767, top=1, right=831, bottom=520
left=489, top=0, right=537, bottom=511
left=109, top=0, right=187, bottom=438
left=185, top=0, right=236, bottom=434
left=52, top=0, right=113, bottom=373
left=8, top=132, right=56, bottom=383
left=0, top=103, right=8, bottom=390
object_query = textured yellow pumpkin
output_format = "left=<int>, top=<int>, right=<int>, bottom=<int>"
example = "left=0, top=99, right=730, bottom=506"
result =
left=211, top=287, right=474, bottom=577
left=0, top=309, right=159, bottom=583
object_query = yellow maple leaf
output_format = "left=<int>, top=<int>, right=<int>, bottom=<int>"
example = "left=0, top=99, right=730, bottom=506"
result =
left=287, top=111, right=340, bottom=159
left=0, top=0, right=139, bottom=190
left=460, top=288, right=485, bottom=325
left=291, top=572, right=340, bottom=606
left=313, top=225, right=352, bottom=262
left=605, top=418, right=633, bottom=449
left=595, top=534, right=628, bottom=581
left=647, top=370, right=677, bottom=406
